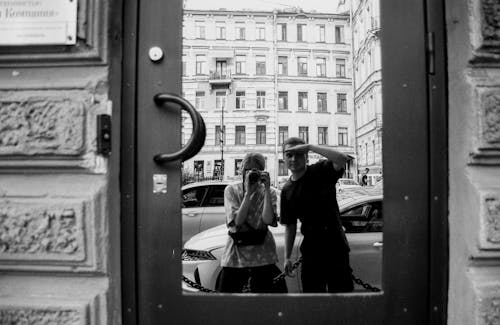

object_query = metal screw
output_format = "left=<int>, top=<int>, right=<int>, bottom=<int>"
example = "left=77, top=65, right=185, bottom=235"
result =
left=149, top=46, right=164, bottom=62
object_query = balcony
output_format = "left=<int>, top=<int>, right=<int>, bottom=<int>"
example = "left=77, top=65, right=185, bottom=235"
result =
left=208, top=70, right=232, bottom=89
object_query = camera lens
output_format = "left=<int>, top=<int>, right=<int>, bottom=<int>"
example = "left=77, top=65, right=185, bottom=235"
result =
left=248, top=170, right=261, bottom=184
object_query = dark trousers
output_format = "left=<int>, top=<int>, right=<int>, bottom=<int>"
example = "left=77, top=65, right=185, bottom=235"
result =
left=300, top=240, right=354, bottom=293
left=217, top=264, right=288, bottom=293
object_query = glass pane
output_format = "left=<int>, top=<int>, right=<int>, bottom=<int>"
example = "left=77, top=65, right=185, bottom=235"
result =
left=181, top=0, right=383, bottom=295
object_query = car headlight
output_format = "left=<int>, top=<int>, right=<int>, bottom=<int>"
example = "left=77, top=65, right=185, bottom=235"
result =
left=181, top=249, right=216, bottom=261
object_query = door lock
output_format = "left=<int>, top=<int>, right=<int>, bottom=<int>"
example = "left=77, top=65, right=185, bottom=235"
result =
left=148, top=46, right=164, bottom=62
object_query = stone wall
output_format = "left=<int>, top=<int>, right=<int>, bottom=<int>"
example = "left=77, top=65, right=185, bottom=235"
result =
left=447, top=0, right=500, bottom=324
left=0, top=1, right=116, bottom=324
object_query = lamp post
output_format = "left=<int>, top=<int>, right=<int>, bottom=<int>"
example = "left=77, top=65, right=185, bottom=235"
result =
left=220, top=100, right=224, bottom=180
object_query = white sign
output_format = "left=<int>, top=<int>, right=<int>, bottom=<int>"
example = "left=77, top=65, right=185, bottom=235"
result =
left=0, top=0, right=77, bottom=45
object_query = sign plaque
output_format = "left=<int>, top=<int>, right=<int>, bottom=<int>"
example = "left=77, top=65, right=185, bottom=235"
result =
left=0, top=0, right=77, bottom=45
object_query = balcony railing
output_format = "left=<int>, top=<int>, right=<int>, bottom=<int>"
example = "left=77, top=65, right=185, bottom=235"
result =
left=209, top=71, right=232, bottom=80
left=208, top=70, right=232, bottom=89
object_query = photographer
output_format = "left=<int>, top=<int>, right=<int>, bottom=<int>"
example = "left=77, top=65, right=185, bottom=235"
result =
left=217, top=153, right=286, bottom=293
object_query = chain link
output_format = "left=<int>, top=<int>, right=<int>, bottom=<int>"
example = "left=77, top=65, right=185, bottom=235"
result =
left=182, top=256, right=381, bottom=293
left=182, top=275, right=217, bottom=293
left=351, top=274, right=381, bottom=292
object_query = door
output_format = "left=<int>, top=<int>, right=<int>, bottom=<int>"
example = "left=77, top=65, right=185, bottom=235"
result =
left=121, top=0, right=447, bottom=324
left=181, top=184, right=208, bottom=245
left=198, top=184, right=228, bottom=233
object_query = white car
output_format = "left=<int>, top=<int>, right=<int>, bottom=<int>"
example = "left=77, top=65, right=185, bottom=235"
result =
left=182, top=180, right=280, bottom=245
left=182, top=180, right=232, bottom=245
left=336, top=178, right=363, bottom=192
left=182, top=194, right=383, bottom=293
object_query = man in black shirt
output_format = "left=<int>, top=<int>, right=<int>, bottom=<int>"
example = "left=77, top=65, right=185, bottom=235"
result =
left=280, top=137, right=353, bottom=293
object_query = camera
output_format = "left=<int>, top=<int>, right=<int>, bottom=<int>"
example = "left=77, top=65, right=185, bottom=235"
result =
left=248, top=169, right=267, bottom=184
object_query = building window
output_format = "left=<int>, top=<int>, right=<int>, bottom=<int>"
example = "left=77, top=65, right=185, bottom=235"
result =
left=337, top=93, right=347, bottom=112
left=235, top=91, right=246, bottom=109
left=235, top=126, right=246, bottom=145
left=278, top=159, right=287, bottom=176
left=195, top=23, right=205, bottom=39
left=256, top=91, right=266, bottom=109
left=213, top=160, right=224, bottom=178
left=235, top=55, right=246, bottom=74
left=317, top=24, right=325, bottom=42
left=279, top=126, right=288, bottom=145
left=256, top=24, right=265, bottom=40
left=336, top=58, right=346, bottom=78
left=298, top=57, right=308, bottom=76
left=316, top=57, right=326, bottom=77
left=182, top=56, right=187, bottom=76
left=373, top=140, right=376, bottom=164
left=235, top=25, right=245, bottom=40
left=277, top=23, right=287, bottom=41
left=256, top=125, right=266, bottom=144
left=256, top=55, right=266, bottom=75
left=215, top=91, right=226, bottom=109
left=194, top=160, right=204, bottom=179
left=195, top=91, right=205, bottom=110
left=335, top=26, right=344, bottom=43
left=195, top=55, right=206, bottom=75
left=338, top=127, right=348, bottom=146
left=215, top=60, right=228, bottom=78
left=235, top=159, right=243, bottom=176
left=297, top=24, right=305, bottom=42
left=278, top=91, right=288, bottom=110
left=318, top=127, right=328, bottom=145
left=365, top=143, right=368, bottom=164
left=299, top=126, right=309, bottom=143
left=278, top=56, right=288, bottom=75
left=298, top=92, right=308, bottom=111
left=317, top=92, right=327, bottom=112
left=215, top=125, right=226, bottom=146
left=216, top=24, right=226, bottom=39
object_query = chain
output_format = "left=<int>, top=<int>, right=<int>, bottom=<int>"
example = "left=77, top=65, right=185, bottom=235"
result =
left=182, top=275, right=217, bottom=293
left=182, top=256, right=381, bottom=293
left=351, top=274, right=381, bottom=292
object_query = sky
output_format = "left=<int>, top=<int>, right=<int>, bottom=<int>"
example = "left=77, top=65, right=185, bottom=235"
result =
left=184, top=0, right=340, bottom=14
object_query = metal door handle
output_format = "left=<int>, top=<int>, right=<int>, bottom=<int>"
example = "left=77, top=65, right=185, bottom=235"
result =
left=153, top=93, right=206, bottom=163
left=373, top=242, right=383, bottom=247
left=183, top=213, right=196, bottom=217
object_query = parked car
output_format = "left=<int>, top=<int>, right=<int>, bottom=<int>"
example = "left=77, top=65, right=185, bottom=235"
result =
left=182, top=180, right=231, bottom=245
left=336, top=178, right=363, bottom=192
left=182, top=194, right=383, bottom=293
left=182, top=180, right=280, bottom=245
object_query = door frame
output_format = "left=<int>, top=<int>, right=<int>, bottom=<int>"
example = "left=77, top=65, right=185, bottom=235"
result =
left=120, top=0, right=448, bottom=323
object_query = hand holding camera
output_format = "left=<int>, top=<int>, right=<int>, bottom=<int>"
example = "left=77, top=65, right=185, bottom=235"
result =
left=245, top=169, right=270, bottom=193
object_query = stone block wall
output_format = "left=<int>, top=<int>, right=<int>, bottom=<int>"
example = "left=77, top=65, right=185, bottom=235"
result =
left=0, top=1, right=117, bottom=324
left=447, top=0, right=500, bottom=324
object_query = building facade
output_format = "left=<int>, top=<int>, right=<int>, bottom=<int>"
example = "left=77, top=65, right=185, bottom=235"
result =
left=343, top=0, right=382, bottom=185
left=181, top=9, right=355, bottom=185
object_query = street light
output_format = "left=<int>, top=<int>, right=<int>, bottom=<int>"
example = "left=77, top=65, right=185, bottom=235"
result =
left=219, top=99, right=225, bottom=180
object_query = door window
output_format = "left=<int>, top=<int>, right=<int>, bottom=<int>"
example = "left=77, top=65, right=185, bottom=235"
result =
left=126, top=0, right=445, bottom=322
left=204, top=185, right=227, bottom=207
left=341, top=201, right=383, bottom=233
left=182, top=186, right=208, bottom=208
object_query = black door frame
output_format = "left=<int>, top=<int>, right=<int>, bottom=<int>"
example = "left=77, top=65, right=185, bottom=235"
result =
left=120, top=0, right=448, bottom=323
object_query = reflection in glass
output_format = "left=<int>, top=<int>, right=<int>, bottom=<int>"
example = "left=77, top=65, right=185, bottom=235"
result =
left=181, top=0, right=383, bottom=294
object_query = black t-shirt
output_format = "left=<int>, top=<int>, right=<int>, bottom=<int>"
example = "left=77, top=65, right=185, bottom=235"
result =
left=280, top=160, right=349, bottom=252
